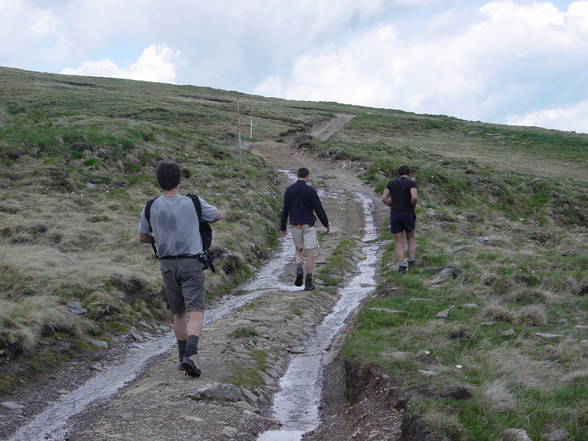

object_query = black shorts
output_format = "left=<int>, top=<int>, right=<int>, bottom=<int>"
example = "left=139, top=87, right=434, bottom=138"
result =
left=390, top=211, right=416, bottom=234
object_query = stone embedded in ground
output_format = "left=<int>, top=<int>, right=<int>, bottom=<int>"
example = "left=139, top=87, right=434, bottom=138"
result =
left=462, top=303, right=479, bottom=309
left=85, top=182, right=97, bottom=189
left=441, top=386, right=472, bottom=400
left=368, top=307, right=406, bottom=314
left=390, top=351, right=410, bottom=361
left=66, top=301, right=87, bottom=315
left=428, top=266, right=461, bottom=285
left=1, top=401, right=25, bottom=411
left=466, top=213, right=482, bottom=222
left=535, top=332, right=563, bottom=340
left=449, top=327, right=471, bottom=339
left=240, top=387, right=259, bottom=403
left=435, top=307, right=454, bottom=319
left=188, top=383, right=243, bottom=402
left=502, top=329, right=516, bottom=337
left=128, top=328, right=144, bottom=342
left=545, top=429, right=569, bottom=441
left=452, top=245, right=474, bottom=254
left=417, top=370, right=437, bottom=377
left=475, top=236, right=493, bottom=245
left=501, top=428, right=532, bottom=441
left=83, top=336, right=108, bottom=348
left=575, top=324, right=588, bottom=329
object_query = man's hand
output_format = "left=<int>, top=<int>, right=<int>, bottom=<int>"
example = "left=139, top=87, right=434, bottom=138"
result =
left=139, top=233, right=153, bottom=244
left=281, top=230, right=288, bottom=237
left=325, top=227, right=331, bottom=234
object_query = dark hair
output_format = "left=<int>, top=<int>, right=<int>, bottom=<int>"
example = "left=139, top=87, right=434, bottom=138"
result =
left=156, top=161, right=181, bottom=190
left=297, top=167, right=310, bottom=178
left=398, top=165, right=410, bottom=176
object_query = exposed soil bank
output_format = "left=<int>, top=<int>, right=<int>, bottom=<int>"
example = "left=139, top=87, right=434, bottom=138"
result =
left=304, top=357, right=439, bottom=441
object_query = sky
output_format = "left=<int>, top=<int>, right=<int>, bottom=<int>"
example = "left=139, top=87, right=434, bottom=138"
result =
left=2, top=0, right=588, bottom=133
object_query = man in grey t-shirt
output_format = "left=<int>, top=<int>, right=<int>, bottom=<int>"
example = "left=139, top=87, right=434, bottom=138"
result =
left=138, top=162, right=222, bottom=377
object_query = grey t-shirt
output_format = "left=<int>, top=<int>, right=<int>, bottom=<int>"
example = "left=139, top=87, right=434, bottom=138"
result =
left=138, top=194, right=219, bottom=257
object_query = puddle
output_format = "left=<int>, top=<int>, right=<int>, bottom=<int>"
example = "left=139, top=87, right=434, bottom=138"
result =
left=257, top=192, right=378, bottom=441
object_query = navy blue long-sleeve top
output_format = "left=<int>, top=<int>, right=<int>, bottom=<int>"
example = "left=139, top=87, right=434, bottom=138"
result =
left=280, top=180, right=329, bottom=231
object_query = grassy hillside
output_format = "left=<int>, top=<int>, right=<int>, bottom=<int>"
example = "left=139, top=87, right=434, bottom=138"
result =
left=296, top=111, right=588, bottom=439
left=1, top=66, right=587, bottom=440
left=0, top=67, right=332, bottom=392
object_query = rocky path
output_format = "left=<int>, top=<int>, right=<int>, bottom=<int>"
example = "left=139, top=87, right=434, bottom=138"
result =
left=2, top=116, right=399, bottom=441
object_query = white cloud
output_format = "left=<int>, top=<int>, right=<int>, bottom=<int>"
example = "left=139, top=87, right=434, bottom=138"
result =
left=254, top=1, right=588, bottom=127
left=507, top=100, right=588, bottom=133
left=60, top=45, right=181, bottom=83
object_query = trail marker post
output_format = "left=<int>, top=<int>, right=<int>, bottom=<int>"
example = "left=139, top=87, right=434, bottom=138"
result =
left=236, top=95, right=242, bottom=164
left=250, top=109, right=253, bottom=138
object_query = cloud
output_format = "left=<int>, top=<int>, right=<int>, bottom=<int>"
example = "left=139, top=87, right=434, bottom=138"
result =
left=60, top=44, right=181, bottom=83
left=507, top=100, right=588, bottom=133
left=254, top=1, right=588, bottom=127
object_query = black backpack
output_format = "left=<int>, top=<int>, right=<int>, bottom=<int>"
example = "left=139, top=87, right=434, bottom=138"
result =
left=144, top=193, right=214, bottom=270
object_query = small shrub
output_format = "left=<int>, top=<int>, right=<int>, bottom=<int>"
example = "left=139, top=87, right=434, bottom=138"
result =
left=509, top=288, right=547, bottom=304
left=483, top=304, right=515, bottom=323
left=492, top=277, right=517, bottom=295
left=516, top=305, right=547, bottom=326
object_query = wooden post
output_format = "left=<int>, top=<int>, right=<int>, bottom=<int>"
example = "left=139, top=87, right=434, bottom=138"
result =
left=249, top=109, right=253, bottom=138
left=236, top=95, right=242, bottom=163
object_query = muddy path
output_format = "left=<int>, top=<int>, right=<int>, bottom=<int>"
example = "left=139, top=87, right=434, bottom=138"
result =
left=2, top=117, right=398, bottom=441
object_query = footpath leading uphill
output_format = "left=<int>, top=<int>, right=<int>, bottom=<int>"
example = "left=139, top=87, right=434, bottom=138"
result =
left=4, top=115, right=398, bottom=441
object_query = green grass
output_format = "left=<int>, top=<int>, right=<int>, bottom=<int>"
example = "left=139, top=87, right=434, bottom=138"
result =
left=228, top=327, right=259, bottom=338
left=305, top=112, right=588, bottom=440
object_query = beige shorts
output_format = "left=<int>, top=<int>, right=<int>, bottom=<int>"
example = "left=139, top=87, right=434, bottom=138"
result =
left=291, top=224, right=319, bottom=250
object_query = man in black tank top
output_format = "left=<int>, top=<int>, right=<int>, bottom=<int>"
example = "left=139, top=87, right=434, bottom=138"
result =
left=381, top=165, right=418, bottom=272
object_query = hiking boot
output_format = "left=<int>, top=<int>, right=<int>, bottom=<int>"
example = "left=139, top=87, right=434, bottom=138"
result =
left=181, top=354, right=201, bottom=378
left=398, top=263, right=408, bottom=273
left=304, top=275, right=316, bottom=291
left=407, top=257, right=416, bottom=269
left=295, top=267, right=304, bottom=287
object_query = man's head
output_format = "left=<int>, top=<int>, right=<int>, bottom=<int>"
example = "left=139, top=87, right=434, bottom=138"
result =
left=297, top=167, right=310, bottom=179
left=398, top=165, right=411, bottom=177
left=156, top=161, right=181, bottom=190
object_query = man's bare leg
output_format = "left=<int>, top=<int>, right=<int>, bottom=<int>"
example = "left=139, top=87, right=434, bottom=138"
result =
left=406, top=230, right=416, bottom=259
left=394, top=232, right=405, bottom=263
left=305, top=248, right=315, bottom=274
left=186, top=311, right=203, bottom=337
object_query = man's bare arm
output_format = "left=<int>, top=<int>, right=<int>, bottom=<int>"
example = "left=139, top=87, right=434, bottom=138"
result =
left=381, top=188, right=392, bottom=207
left=410, top=187, right=418, bottom=208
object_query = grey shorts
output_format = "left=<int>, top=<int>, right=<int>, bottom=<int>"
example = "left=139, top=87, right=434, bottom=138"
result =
left=160, top=258, right=205, bottom=314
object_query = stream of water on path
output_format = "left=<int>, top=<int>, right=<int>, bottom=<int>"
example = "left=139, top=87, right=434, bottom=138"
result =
left=257, top=192, right=378, bottom=441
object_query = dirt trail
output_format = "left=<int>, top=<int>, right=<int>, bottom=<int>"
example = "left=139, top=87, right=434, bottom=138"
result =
left=309, top=113, right=355, bottom=141
left=2, top=116, right=400, bottom=441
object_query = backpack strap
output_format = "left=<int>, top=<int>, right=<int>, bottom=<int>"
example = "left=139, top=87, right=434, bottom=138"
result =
left=186, top=193, right=202, bottom=222
left=144, top=198, right=158, bottom=257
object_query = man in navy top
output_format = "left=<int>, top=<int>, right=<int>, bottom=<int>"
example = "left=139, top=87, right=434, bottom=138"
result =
left=280, top=167, right=330, bottom=290
left=381, top=165, right=418, bottom=272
